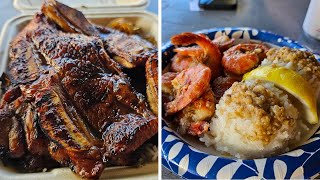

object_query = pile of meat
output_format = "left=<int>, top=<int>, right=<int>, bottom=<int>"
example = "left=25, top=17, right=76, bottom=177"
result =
left=0, top=0, right=158, bottom=178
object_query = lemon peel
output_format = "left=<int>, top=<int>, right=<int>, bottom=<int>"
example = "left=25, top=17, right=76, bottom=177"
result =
left=243, top=65, right=318, bottom=124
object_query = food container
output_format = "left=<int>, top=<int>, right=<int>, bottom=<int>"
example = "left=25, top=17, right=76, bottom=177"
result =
left=303, top=0, right=320, bottom=40
left=0, top=0, right=158, bottom=179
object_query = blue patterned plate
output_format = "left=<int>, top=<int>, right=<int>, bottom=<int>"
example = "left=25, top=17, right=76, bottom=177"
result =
left=162, top=27, right=320, bottom=179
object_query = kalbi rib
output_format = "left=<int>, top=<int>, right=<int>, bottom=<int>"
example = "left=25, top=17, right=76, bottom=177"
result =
left=23, top=104, right=50, bottom=155
left=34, top=75, right=104, bottom=178
left=0, top=108, right=23, bottom=158
left=103, top=114, right=158, bottom=165
left=145, top=54, right=158, bottom=115
left=3, top=13, right=54, bottom=159
left=42, top=0, right=99, bottom=36
left=0, top=88, right=54, bottom=161
left=104, top=33, right=156, bottom=68
left=31, top=14, right=122, bottom=76
left=41, top=0, right=156, bottom=69
left=8, top=16, right=48, bottom=85
left=0, top=90, right=26, bottom=159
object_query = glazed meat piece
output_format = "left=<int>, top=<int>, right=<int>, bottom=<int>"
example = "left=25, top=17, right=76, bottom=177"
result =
left=0, top=89, right=26, bottom=159
left=42, top=0, right=155, bottom=69
left=0, top=90, right=56, bottom=168
left=34, top=76, right=104, bottom=178
left=0, top=107, right=24, bottom=158
left=0, top=84, right=55, bottom=168
left=22, top=104, right=50, bottom=156
left=103, top=113, right=158, bottom=165
left=104, top=33, right=156, bottom=68
left=145, top=54, right=158, bottom=115
left=42, top=0, right=99, bottom=36
left=8, top=17, right=44, bottom=85
left=31, top=14, right=122, bottom=76
left=0, top=86, right=21, bottom=107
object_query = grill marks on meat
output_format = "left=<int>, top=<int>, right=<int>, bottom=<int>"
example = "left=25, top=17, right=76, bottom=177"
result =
left=145, top=54, right=158, bottom=115
left=8, top=16, right=50, bottom=85
left=23, top=104, right=49, bottom=155
left=104, top=33, right=156, bottom=68
left=0, top=87, right=56, bottom=170
left=34, top=76, right=104, bottom=178
left=31, top=16, right=122, bottom=76
left=0, top=108, right=24, bottom=158
left=103, top=114, right=157, bottom=165
left=41, top=0, right=155, bottom=69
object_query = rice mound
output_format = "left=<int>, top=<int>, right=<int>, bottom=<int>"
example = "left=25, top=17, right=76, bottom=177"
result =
left=261, top=47, right=320, bottom=96
left=201, top=79, right=300, bottom=159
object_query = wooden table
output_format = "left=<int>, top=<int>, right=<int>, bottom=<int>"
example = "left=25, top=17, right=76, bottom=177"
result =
left=162, top=0, right=320, bottom=179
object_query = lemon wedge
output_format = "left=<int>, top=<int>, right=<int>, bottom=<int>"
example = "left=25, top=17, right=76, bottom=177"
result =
left=243, top=65, right=318, bottom=124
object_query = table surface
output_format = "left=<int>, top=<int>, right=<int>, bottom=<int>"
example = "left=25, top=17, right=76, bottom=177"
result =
left=162, top=0, right=320, bottom=54
left=162, top=0, right=320, bottom=179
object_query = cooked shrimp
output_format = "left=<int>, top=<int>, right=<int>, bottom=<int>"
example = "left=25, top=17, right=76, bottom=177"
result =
left=171, top=32, right=222, bottom=78
left=170, top=53, right=199, bottom=72
left=170, top=35, right=234, bottom=72
left=161, top=72, right=178, bottom=96
left=222, top=43, right=269, bottom=75
left=188, top=121, right=210, bottom=136
left=175, top=88, right=215, bottom=136
left=165, top=63, right=211, bottom=114
left=212, top=35, right=235, bottom=52
left=173, top=46, right=204, bottom=58
left=174, top=35, right=234, bottom=55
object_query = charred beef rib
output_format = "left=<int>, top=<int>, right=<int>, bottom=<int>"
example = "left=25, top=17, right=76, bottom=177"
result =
left=0, top=0, right=158, bottom=179
left=42, top=0, right=156, bottom=68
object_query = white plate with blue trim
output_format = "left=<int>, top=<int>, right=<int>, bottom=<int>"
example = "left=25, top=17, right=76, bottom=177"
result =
left=161, top=27, right=320, bottom=179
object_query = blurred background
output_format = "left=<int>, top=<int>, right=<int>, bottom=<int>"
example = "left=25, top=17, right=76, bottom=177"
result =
left=162, top=0, right=319, bottom=54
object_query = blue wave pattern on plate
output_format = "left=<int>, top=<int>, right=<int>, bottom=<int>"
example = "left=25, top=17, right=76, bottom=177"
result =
left=162, top=27, right=320, bottom=179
